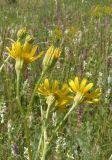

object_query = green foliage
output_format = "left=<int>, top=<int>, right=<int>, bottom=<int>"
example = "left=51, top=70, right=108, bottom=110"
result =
left=0, top=0, right=112, bottom=159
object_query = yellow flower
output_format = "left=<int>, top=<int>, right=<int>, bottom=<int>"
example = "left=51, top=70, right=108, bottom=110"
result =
left=38, top=79, right=73, bottom=111
left=42, top=46, right=61, bottom=72
left=6, top=41, right=43, bottom=63
left=69, top=77, right=101, bottom=104
left=6, top=41, right=43, bottom=72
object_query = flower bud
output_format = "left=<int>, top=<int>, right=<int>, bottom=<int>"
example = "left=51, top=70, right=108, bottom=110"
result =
left=17, top=28, right=27, bottom=41
left=42, top=46, right=61, bottom=72
left=25, top=35, right=34, bottom=44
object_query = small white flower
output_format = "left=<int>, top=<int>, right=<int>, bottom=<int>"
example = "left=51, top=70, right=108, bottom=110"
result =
left=65, top=47, right=70, bottom=55
left=97, top=72, right=103, bottom=87
left=56, top=61, right=61, bottom=69
left=71, top=67, right=74, bottom=71
left=7, top=119, right=14, bottom=133
left=86, top=72, right=92, bottom=77
left=99, top=72, right=103, bottom=77
left=1, top=114, right=4, bottom=124
left=0, top=102, right=6, bottom=124
left=108, top=75, right=112, bottom=84
left=65, top=29, right=69, bottom=34
left=67, top=152, right=74, bottom=159
left=83, top=60, right=87, bottom=70
left=48, top=30, right=53, bottom=37
left=52, top=112, right=57, bottom=126
left=24, top=147, right=29, bottom=160
left=107, top=89, right=111, bottom=95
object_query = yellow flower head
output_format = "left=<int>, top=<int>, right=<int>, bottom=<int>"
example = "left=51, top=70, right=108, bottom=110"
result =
left=42, top=46, right=61, bottom=72
left=6, top=41, right=43, bottom=72
left=38, top=79, right=73, bottom=111
left=69, top=77, right=101, bottom=104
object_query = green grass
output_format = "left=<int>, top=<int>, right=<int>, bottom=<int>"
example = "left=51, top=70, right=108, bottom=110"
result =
left=0, top=0, right=112, bottom=160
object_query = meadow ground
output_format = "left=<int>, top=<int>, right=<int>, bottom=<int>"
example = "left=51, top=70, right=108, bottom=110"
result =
left=0, top=0, right=112, bottom=160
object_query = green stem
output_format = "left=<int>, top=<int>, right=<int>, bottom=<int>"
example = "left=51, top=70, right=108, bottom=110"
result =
left=36, top=101, right=78, bottom=160
left=41, top=103, right=52, bottom=160
left=26, top=71, right=45, bottom=117
left=35, top=100, right=53, bottom=160
left=24, top=118, right=32, bottom=160
left=34, top=134, right=43, bottom=160
left=16, top=70, right=32, bottom=160
left=47, top=100, right=79, bottom=153
left=41, top=128, right=48, bottom=160
left=0, top=55, right=10, bottom=72
left=34, top=105, right=44, bottom=160
left=16, top=70, right=24, bottom=115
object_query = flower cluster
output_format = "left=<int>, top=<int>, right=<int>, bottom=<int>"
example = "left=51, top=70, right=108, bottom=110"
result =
left=38, top=79, right=73, bottom=111
left=4, top=28, right=102, bottom=160
left=69, top=77, right=101, bottom=104
left=37, top=77, right=101, bottom=111
left=6, top=28, right=43, bottom=73
left=6, top=28, right=102, bottom=112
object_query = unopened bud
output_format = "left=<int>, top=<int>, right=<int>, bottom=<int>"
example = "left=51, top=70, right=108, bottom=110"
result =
left=25, top=35, right=34, bottom=44
left=17, top=28, right=27, bottom=41
left=42, top=46, right=61, bottom=72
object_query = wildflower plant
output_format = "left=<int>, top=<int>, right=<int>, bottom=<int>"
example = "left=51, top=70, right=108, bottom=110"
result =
left=69, top=77, right=101, bottom=104
left=38, top=79, right=73, bottom=111
left=0, top=28, right=102, bottom=160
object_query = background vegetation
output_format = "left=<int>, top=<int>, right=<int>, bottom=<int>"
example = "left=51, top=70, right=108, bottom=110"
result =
left=0, top=0, right=112, bottom=159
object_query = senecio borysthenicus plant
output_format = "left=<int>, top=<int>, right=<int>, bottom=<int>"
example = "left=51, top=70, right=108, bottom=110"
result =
left=1, top=28, right=101, bottom=160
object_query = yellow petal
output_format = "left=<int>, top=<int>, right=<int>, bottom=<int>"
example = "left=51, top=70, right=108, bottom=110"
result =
left=60, top=96, right=73, bottom=102
left=80, top=78, right=87, bottom=92
left=38, top=88, right=49, bottom=96
left=95, top=88, right=102, bottom=95
left=83, top=83, right=93, bottom=94
left=61, top=84, right=69, bottom=95
left=31, top=46, right=38, bottom=56
left=6, top=47, right=16, bottom=59
left=47, top=46, right=54, bottom=56
left=44, top=79, right=50, bottom=89
left=31, top=51, right=44, bottom=62
left=86, top=88, right=101, bottom=98
left=12, top=43, right=15, bottom=50
left=54, top=48, right=61, bottom=58
left=69, top=79, right=78, bottom=92
left=93, top=98, right=99, bottom=102
left=74, top=77, right=80, bottom=90
left=6, top=47, right=12, bottom=54
left=52, top=80, right=59, bottom=91
left=85, top=100, right=94, bottom=104
left=15, top=42, right=22, bottom=57
left=86, top=98, right=99, bottom=104
left=23, top=42, right=31, bottom=52
left=38, top=82, right=51, bottom=96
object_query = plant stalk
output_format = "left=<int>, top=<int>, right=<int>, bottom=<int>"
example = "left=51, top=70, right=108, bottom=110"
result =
left=26, top=71, right=45, bottom=117
left=16, top=70, right=32, bottom=160
left=46, top=100, right=79, bottom=156
left=40, top=102, right=52, bottom=160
